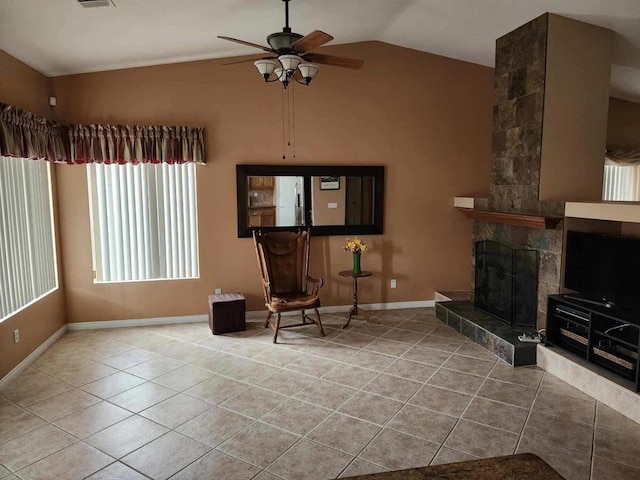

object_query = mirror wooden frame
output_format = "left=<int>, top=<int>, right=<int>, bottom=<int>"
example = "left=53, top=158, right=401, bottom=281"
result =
left=236, top=164, right=385, bottom=238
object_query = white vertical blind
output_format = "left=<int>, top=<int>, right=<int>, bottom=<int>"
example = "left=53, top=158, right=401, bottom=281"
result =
left=0, top=156, right=58, bottom=321
left=603, top=164, right=640, bottom=201
left=88, top=162, right=199, bottom=282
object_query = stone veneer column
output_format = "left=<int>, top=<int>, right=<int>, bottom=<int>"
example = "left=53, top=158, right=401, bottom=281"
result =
left=473, top=14, right=563, bottom=330
left=469, top=14, right=612, bottom=330
left=490, top=14, right=555, bottom=216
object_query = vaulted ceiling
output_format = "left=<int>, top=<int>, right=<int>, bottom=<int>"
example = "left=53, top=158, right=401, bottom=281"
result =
left=1, top=0, right=639, bottom=101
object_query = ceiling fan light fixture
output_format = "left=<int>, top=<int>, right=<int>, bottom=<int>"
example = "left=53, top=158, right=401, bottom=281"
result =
left=218, top=0, right=362, bottom=90
left=274, top=68, right=290, bottom=88
left=278, top=54, right=302, bottom=73
left=298, top=63, right=319, bottom=84
left=254, top=59, right=277, bottom=81
left=267, top=32, right=303, bottom=52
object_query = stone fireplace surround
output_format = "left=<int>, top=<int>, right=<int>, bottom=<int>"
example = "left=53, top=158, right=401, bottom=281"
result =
left=448, top=12, right=611, bottom=333
left=435, top=15, right=567, bottom=367
left=442, top=14, right=640, bottom=422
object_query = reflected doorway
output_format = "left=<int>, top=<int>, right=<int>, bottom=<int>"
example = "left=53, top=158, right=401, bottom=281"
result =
left=276, top=176, right=304, bottom=226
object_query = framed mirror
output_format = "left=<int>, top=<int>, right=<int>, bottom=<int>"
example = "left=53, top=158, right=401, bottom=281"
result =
left=236, top=165, right=385, bottom=238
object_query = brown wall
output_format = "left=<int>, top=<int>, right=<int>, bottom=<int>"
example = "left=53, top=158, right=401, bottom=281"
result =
left=539, top=15, right=612, bottom=202
left=0, top=50, right=52, bottom=116
left=51, top=41, right=493, bottom=322
left=607, top=97, right=640, bottom=147
left=312, top=176, right=346, bottom=225
left=0, top=51, right=66, bottom=378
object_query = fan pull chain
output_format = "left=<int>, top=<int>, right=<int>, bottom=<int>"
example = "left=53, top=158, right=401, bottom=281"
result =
left=292, top=83, right=296, bottom=159
left=281, top=86, right=286, bottom=159
left=287, top=87, right=291, bottom=148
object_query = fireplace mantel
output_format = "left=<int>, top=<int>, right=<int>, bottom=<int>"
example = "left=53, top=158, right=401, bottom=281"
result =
left=456, top=207, right=563, bottom=230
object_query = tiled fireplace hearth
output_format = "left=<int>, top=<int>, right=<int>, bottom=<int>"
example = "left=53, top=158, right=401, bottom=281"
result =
left=435, top=302, right=537, bottom=366
left=434, top=238, right=541, bottom=366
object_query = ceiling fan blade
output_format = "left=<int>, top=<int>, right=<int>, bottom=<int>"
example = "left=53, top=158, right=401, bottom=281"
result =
left=218, top=36, right=276, bottom=53
left=303, top=53, right=364, bottom=70
left=222, top=56, right=276, bottom=66
left=291, top=30, right=334, bottom=53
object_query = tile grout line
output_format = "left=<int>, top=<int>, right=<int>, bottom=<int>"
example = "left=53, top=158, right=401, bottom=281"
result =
left=0, top=316, right=490, bottom=476
left=260, top=348, right=392, bottom=476
left=241, top=310, right=437, bottom=478
left=589, top=401, right=599, bottom=480
left=2, top=314, right=452, bottom=466
left=8, top=308, right=632, bottom=479
left=127, top=313, right=422, bottom=479
left=333, top=321, right=465, bottom=476
left=427, top=344, right=499, bottom=464
left=508, top=363, right=544, bottom=458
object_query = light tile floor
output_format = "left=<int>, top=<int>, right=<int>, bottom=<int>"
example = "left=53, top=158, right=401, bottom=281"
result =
left=1, top=308, right=640, bottom=480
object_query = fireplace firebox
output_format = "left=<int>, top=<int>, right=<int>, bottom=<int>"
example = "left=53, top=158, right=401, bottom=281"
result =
left=474, top=240, right=539, bottom=329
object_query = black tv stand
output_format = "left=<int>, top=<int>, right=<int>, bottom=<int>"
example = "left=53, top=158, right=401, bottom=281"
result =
left=563, top=294, right=616, bottom=309
left=546, top=295, right=640, bottom=392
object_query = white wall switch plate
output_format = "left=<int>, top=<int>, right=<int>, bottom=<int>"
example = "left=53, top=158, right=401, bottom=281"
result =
left=13, top=329, right=19, bottom=343
left=214, top=288, right=222, bottom=294
left=390, top=279, right=397, bottom=288
left=328, top=202, right=338, bottom=209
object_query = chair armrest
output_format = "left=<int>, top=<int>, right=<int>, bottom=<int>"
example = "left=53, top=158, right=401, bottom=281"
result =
left=306, top=275, right=324, bottom=295
left=261, top=278, right=272, bottom=302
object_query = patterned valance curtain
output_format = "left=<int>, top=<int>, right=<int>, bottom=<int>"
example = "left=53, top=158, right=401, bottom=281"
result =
left=606, top=146, right=640, bottom=166
left=0, top=103, right=67, bottom=162
left=67, top=124, right=205, bottom=165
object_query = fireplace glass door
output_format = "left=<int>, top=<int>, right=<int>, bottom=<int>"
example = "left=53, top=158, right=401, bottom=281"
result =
left=474, top=240, right=539, bottom=328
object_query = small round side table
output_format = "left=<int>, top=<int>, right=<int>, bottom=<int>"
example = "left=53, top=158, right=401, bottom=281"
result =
left=339, top=270, right=373, bottom=329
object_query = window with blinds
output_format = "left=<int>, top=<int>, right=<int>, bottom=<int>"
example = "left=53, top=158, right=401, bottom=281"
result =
left=0, top=156, right=58, bottom=321
left=87, top=163, right=199, bottom=282
left=602, top=164, right=640, bottom=201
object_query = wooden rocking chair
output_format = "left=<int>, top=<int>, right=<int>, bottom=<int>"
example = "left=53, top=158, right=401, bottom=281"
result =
left=253, top=229, right=325, bottom=343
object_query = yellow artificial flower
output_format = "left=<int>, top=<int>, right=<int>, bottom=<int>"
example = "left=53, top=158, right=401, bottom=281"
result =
left=343, top=237, right=368, bottom=253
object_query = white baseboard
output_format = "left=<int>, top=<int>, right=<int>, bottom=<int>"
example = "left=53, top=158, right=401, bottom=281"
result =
left=67, top=301, right=436, bottom=326
left=0, top=325, right=67, bottom=391
left=351, top=300, right=435, bottom=311
left=246, top=300, right=435, bottom=319
left=67, top=314, right=209, bottom=330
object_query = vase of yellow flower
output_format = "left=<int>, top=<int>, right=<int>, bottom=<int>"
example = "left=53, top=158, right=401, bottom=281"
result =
left=344, top=237, right=367, bottom=274
left=352, top=253, right=362, bottom=274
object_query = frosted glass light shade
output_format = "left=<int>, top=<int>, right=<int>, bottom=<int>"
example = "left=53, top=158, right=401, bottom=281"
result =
left=298, top=63, right=319, bottom=82
left=274, top=68, right=288, bottom=84
left=278, top=54, right=302, bottom=71
left=254, top=59, right=277, bottom=78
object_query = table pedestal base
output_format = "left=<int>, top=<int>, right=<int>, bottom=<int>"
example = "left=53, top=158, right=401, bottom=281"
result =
left=339, top=270, right=375, bottom=329
left=343, top=305, right=372, bottom=329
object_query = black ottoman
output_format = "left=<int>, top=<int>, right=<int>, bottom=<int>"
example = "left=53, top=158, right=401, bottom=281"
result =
left=208, top=293, right=246, bottom=335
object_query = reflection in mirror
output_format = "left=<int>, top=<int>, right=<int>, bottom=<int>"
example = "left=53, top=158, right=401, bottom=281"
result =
left=247, top=176, right=305, bottom=227
left=276, top=176, right=305, bottom=226
left=603, top=97, right=640, bottom=201
left=311, top=176, right=375, bottom=226
left=236, top=165, right=384, bottom=238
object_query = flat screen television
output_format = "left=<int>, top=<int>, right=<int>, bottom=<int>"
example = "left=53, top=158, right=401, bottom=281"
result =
left=565, top=230, right=640, bottom=319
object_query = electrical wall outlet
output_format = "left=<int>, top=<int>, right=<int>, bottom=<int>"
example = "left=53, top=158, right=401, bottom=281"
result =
left=13, top=329, right=19, bottom=343
left=214, top=288, right=222, bottom=294
left=390, top=279, right=397, bottom=288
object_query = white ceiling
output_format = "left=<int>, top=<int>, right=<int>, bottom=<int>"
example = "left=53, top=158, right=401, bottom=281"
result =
left=1, top=0, right=640, bottom=101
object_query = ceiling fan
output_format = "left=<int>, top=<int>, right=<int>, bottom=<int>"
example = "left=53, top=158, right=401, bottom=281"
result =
left=218, top=0, right=364, bottom=88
